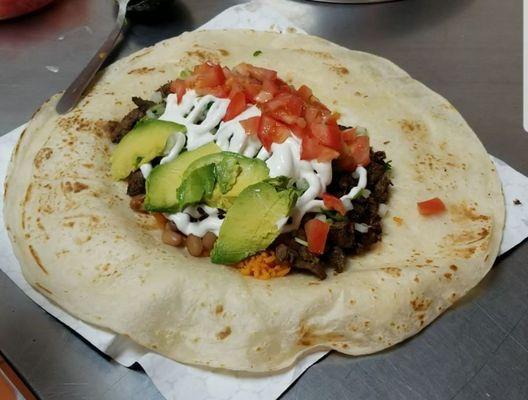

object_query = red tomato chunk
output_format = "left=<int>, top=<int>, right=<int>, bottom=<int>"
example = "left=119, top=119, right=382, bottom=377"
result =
left=417, top=197, right=446, bottom=216
left=305, top=218, right=330, bottom=255
left=322, top=193, right=346, bottom=216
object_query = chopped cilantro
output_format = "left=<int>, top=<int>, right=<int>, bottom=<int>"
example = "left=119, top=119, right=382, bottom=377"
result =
left=253, top=50, right=263, bottom=57
left=383, top=160, right=392, bottom=171
left=320, top=208, right=345, bottom=222
left=179, top=69, right=192, bottom=78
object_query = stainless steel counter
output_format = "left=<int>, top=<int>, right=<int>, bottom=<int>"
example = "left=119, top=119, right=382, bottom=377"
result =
left=1, top=0, right=527, bottom=399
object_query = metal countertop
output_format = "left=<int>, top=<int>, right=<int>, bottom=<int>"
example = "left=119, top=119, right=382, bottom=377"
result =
left=0, top=0, right=527, bottom=399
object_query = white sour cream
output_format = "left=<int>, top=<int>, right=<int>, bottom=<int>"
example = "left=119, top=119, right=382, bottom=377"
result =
left=264, top=137, right=331, bottom=232
left=215, top=105, right=262, bottom=157
left=160, top=132, right=186, bottom=165
left=340, top=166, right=367, bottom=211
left=139, top=163, right=152, bottom=179
left=160, top=91, right=230, bottom=150
left=166, top=205, right=223, bottom=237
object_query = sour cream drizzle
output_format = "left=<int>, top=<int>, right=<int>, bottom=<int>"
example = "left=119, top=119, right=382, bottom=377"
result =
left=166, top=205, right=222, bottom=237
left=142, top=89, right=369, bottom=237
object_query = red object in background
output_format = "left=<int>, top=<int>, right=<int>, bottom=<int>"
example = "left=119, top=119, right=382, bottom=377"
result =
left=0, top=0, right=54, bottom=20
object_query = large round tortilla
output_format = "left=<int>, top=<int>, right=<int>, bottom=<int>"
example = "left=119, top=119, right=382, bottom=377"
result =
left=4, top=30, right=504, bottom=372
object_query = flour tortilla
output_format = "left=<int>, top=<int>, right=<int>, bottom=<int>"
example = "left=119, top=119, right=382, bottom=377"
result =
left=4, top=30, right=504, bottom=372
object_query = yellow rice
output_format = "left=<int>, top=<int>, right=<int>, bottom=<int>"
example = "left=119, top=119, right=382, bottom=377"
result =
left=236, top=251, right=291, bottom=280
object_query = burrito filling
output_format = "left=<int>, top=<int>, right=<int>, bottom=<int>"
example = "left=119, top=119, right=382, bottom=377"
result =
left=109, top=62, right=391, bottom=279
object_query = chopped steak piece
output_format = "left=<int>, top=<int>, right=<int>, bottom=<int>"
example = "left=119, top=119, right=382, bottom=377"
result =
left=109, top=97, right=155, bottom=143
left=126, top=170, right=146, bottom=196
left=157, top=82, right=172, bottom=98
left=324, top=246, right=345, bottom=273
left=272, top=147, right=391, bottom=279
left=131, top=96, right=155, bottom=110
left=328, top=220, right=355, bottom=250
left=294, top=259, right=327, bottom=280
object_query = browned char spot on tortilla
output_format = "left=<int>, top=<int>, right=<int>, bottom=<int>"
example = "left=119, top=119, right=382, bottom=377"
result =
left=216, top=326, right=231, bottom=340
left=28, top=245, right=48, bottom=274
left=454, top=246, right=477, bottom=259
left=450, top=264, right=458, bottom=271
left=218, top=49, right=229, bottom=56
left=444, top=273, right=452, bottom=280
left=127, top=66, right=156, bottom=75
left=399, top=119, right=428, bottom=141
left=290, top=48, right=334, bottom=60
left=35, top=282, right=53, bottom=295
left=185, top=49, right=220, bottom=63
left=12, top=128, right=28, bottom=158
left=215, top=305, right=224, bottom=315
left=297, top=323, right=345, bottom=346
left=450, top=203, right=491, bottom=223
left=62, top=181, right=89, bottom=193
left=34, top=147, right=53, bottom=168
left=23, top=183, right=33, bottom=205
left=410, top=297, right=432, bottom=312
left=327, top=63, right=349, bottom=76
left=130, top=47, right=153, bottom=61
left=393, top=216, right=404, bottom=225
left=382, top=267, right=402, bottom=277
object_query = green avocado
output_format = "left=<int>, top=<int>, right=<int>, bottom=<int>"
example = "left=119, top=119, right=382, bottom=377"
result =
left=144, top=142, right=221, bottom=212
left=183, top=152, right=269, bottom=210
left=210, top=180, right=298, bottom=265
left=176, top=164, right=216, bottom=211
left=110, top=119, right=185, bottom=180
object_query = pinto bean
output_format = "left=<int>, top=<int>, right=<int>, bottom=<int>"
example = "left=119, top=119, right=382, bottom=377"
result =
left=162, top=223, right=184, bottom=247
left=186, top=234, right=203, bottom=257
left=129, top=194, right=146, bottom=213
left=202, top=232, right=217, bottom=251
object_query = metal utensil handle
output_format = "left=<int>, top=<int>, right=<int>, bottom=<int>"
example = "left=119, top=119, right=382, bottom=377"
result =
left=55, top=5, right=127, bottom=114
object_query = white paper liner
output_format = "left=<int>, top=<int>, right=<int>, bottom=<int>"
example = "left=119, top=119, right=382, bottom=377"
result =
left=1, top=2, right=527, bottom=399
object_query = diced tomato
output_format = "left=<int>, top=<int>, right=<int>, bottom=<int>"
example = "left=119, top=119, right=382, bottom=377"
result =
left=224, top=91, right=247, bottom=121
left=242, top=82, right=262, bottom=102
left=169, top=79, right=186, bottom=103
left=339, top=134, right=370, bottom=171
left=289, top=123, right=306, bottom=139
left=257, top=115, right=290, bottom=151
left=297, top=84, right=313, bottom=101
left=254, top=90, right=274, bottom=103
left=240, top=116, right=260, bottom=136
left=296, top=117, right=307, bottom=128
left=305, top=218, right=330, bottom=255
left=341, top=128, right=357, bottom=144
left=322, top=193, right=346, bottom=216
left=235, top=63, right=277, bottom=82
left=194, top=85, right=228, bottom=98
left=417, top=197, right=447, bottom=216
left=349, top=135, right=370, bottom=166
left=193, top=63, right=225, bottom=88
left=309, top=121, right=341, bottom=150
left=300, top=135, right=340, bottom=162
left=269, top=109, right=298, bottom=125
left=265, top=93, right=303, bottom=115
left=262, top=78, right=279, bottom=96
left=304, top=106, right=321, bottom=124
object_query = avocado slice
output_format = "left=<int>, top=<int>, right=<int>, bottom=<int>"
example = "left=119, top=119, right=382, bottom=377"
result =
left=110, top=119, right=185, bottom=180
left=183, top=152, right=269, bottom=210
left=176, top=164, right=216, bottom=211
left=144, top=142, right=221, bottom=212
left=210, top=180, right=298, bottom=265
